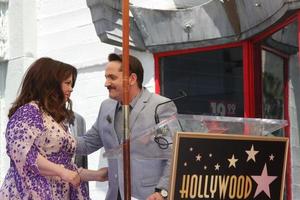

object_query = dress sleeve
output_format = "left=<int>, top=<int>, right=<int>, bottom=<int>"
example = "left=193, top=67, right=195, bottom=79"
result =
left=5, top=103, right=44, bottom=177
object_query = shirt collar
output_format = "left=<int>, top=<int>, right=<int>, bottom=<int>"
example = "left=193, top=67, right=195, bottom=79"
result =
left=130, top=87, right=144, bottom=109
left=117, top=87, right=144, bottom=110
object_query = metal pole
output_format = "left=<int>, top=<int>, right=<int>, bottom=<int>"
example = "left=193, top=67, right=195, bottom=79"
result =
left=122, top=0, right=131, bottom=199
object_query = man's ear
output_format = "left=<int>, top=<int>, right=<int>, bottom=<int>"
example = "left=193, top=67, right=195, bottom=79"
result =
left=129, top=73, right=137, bottom=86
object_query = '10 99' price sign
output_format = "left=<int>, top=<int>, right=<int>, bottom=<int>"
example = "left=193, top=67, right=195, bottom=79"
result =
left=210, top=101, right=236, bottom=116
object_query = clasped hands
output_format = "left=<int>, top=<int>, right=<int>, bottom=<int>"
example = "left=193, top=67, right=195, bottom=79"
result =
left=60, top=167, right=108, bottom=187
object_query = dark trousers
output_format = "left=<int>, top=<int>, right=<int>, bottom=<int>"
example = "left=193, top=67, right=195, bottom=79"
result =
left=117, top=190, right=122, bottom=200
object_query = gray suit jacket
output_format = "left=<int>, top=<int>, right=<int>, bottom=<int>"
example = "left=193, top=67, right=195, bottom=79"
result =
left=76, top=88, right=177, bottom=200
left=70, top=112, right=88, bottom=169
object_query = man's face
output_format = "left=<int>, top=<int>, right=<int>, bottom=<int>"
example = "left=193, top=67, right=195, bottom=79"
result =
left=104, top=61, right=123, bottom=102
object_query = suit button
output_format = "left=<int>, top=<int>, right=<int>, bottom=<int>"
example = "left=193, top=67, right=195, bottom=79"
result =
left=115, top=174, right=118, bottom=178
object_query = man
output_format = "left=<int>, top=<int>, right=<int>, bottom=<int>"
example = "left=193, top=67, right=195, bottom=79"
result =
left=70, top=112, right=88, bottom=169
left=76, top=53, right=177, bottom=200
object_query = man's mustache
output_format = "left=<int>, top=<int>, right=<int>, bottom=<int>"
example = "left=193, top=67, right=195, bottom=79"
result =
left=106, top=86, right=115, bottom=90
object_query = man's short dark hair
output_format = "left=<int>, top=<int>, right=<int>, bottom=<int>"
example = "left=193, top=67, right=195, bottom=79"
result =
left=108, top=53, right=144, bottom=89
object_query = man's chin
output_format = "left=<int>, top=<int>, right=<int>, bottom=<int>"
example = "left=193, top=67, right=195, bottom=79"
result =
left=109, top=95, right=121, bottom=101
left=109, top=95, right=116, bottom=100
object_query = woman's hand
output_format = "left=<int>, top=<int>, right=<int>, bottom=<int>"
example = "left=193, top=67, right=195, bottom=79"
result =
left=37, top=154, right=80, bottom=187
left=60, top=168, right=81, bottom=187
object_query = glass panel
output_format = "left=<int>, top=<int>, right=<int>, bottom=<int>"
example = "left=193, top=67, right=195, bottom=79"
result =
left=160, top=47, right=244, bottom=117
left=103, top=114, right=288, bottom=160
left=262, top=50, right=284, bottom=120
left=258, top=21, right=298, bottom=139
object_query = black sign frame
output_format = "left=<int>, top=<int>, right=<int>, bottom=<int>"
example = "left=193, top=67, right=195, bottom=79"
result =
left=169, top=132, right=288, bottom=200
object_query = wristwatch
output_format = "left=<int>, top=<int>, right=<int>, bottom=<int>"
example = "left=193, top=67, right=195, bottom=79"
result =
left=155, top=188, right=168, bottom=199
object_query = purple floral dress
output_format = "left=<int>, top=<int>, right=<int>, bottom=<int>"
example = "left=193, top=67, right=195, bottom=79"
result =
left=0, top=102, right=89, bottom=200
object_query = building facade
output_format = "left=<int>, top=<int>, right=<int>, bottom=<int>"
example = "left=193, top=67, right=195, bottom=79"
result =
left=87, top=0, right=300, bottom=199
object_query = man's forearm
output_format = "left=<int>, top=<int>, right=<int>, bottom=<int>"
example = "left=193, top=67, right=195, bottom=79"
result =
left=78, top=167, right=108, bottom=182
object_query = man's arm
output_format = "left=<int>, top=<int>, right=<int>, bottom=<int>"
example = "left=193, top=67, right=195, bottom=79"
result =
left=77, top=167, right=108, bottom=182
left=150, top=99, right=178, bottom=199
left=156, top=100, right=177, bottom=186
left=76, top=100, right=117, bottom=155
left=76, top=115, right=104, bottom=155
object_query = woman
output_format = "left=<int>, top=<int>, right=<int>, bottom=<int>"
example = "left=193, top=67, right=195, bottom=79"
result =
left=0, top=57, right=107, bottom=199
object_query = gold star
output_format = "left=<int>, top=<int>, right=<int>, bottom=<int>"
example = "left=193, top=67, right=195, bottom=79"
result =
left=215, top=163, right=220, bottom=171
left=246, top=145, right=259, bottom=162
left=269, top=154, right=275, bottom=161
left=196, top=154, right=202, bottom=161
left=228, top=154, right=238, bottom=168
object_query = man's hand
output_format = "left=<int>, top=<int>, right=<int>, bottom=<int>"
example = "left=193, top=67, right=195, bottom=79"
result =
left=146, top=192, right=164, bottom=200
left=97, top=167, right=108, bottom=181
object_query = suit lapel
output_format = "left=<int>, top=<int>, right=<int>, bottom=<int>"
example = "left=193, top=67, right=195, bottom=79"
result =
left=129, top=89, right=152, bottom=131
left=106, top=101, right=119, bottom=143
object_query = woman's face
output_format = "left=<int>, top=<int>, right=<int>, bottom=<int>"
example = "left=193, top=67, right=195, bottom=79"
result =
left=61, top=75, right=73, bottom=102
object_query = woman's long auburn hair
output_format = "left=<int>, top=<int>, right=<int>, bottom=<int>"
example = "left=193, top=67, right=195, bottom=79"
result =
left=8, top=57, right=77, bottom=123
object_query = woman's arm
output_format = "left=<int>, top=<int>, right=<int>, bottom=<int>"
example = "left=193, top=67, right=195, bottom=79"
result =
left=37, top=154, right=80, bottom=187
left=77, top=167, right=108, bottom=182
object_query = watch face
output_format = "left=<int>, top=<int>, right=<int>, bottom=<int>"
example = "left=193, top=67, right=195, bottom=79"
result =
left=161, top=189, right=168, bottom=197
